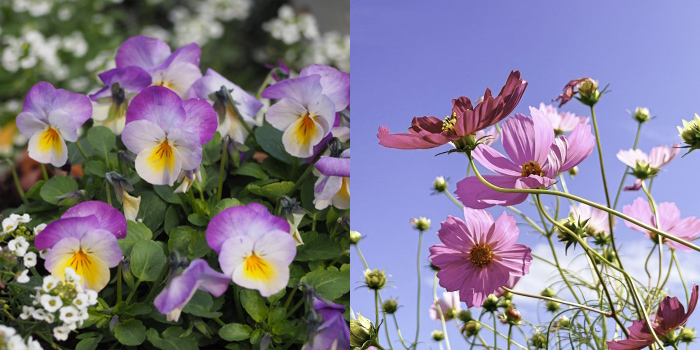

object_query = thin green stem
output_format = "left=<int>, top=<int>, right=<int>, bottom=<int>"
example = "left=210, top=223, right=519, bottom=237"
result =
left=413, top=230, right=425, bottom=348
left=507, top=325, right=513, bottom=350
left=432, top=274, right=451, bottom=350
left=558, top=174, right=578, bottom=209
left=391, top=314, right=410, bottom=350
left=493, top=313, right=497, bottom=349
left=502, top=287, right=610, bottom=315
left=117, top=262, right=123, bottom=304
left=642, top=181, right=665, bottom=308
left=217, top=137, right=229, bottom=201
left=354, top=244, right=370, bottom=270
left=7, top=160, right=27, bottom=204
left=125, top=279, right=142, bottom=305
left=673, top=252, right=690, bottom=305
left=467, top=157, right=700, bottom=252
left=375, top=290, right=380, bottom=336
left=474, top=320, right=528, bottom=350
left=443, top=191, right=464, bottom=209
left=290, top=147, right=326, bottom=194
left=506, top=205, right=545, bottom=235
left=145, top=264, right=169, bottom=302
left=105, top=181, right=112, bottom=206
left=613, top=122, right=642, bottom=209
left=40, top=163, right=49, bottom=181
left=75, top=140, right=89, bottom=159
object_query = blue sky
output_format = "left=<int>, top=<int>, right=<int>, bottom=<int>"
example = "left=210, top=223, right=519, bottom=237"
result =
left=351, top=1, right=700, bottom=348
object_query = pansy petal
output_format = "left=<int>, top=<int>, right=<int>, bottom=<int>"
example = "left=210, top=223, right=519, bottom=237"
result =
left=282, top=115, right=327, bottom=158
left=22, top=82, right=57, bottom=120
left=253, top=230, right=297, bottom=266
left=154, top=265, right=198, bottom=316
left=151, top=62, right=202, bottom=99
left=16, top=112, right=48, bottom=138
left=261, top=75, right=323, bottom=107
left=206, top=204, right=290, bottom=254
left=167, top=129, right=203, bottom=171
left=181, top=98, right=218, bottom=145
left=300, top=64, right=350, bottom=111
left=49, top=110, right=79, bottom=142
left=28, top=127, right=68, bottom=167
left=266, top=98, right=308, bottom=131
left=308, top=94, right=336, bottom=134
left=79, top=229, right=122, bottom=267
left=62, top=201, right=127, bottom=239
left=35, top=216, right=101, bottom=250
left=126, top=86, right=187, bottom=132
left=189, top=259, right=231, bottom=297
left=315, top=156, right=350, bottom=177
left=135, top=140, right=183, bottom=186
left=160, top=43, right=201, bottom=70
left=122, top=120, right=166, bottom=154
left=116, top=35, right=171, bottom=71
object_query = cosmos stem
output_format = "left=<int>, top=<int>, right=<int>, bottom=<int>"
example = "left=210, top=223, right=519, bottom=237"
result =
left=413, top=230, right=424, bottom=350
left=612, top=122, right=643, bottom=210
left=432, top=273, right=451, bottom=350
left=501, top=287, right=610, bottom=315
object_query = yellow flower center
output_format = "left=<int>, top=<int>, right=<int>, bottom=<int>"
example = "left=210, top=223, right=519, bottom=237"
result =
left=147, top=139, right=177, bottom=172
left=243, top=253, right=275, bottom=282
left=38, top=126, right=63, bottom=153
left=155, top=80, right=175, bottom=90
left=469, top=243, right=494, bottom=268
left=338, top=177, right=350, bottom=200
left=442, top=112, right=458, bottom=132
left=292, top=113, right=318, bottom=146
left=521, top=161, right=545, bottom=178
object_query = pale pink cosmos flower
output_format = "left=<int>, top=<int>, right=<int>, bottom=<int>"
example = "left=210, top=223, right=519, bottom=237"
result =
left=475, top=126, right=499, bottom=146
left=455, top=113, right=594, bottom=209
left=529, top=103, right=587, bottom=135
left=607, top=285, right=698, bottom=350
left=429, top=291, right=461, bottom=321
left=569, top=203, right=614, bottom=236
left=429, top=208, right=532, bottom=308
left=622, top=197, right=700, bottom=251
left=617, top=145, right=680, bottom=171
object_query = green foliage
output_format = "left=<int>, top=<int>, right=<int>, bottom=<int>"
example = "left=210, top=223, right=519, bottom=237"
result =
left=114, top=319, right=147, bottom=346
left=40, top=175, right=78, bottom=204
left=131, top=240, right=167, bottom=281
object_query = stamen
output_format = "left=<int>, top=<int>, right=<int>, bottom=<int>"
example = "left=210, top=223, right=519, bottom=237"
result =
left=521, top=161, right=545, bottom=177
left=442, top=112, right=458, bottom=132
left=469, top=243, right=493, bottom=267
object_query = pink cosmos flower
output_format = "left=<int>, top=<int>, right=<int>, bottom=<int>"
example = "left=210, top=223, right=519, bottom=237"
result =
left=429, top=291, right=461, bottom=321
left=455, top=113, right=594, bottom=209
left=475, top=126, right=499, bottom=147
left=607, top=285, right=698, bottom=350
left=377, top=71, right=527, bottom=150
left=429, top=208, right=532, bottom=308
left=617, top=145, right=680, bottom=177
left=529, top=103, right=587, bottom=135
left=569, top=203, right=614, bottom=236
left=622, top=197, right=700, bottom=251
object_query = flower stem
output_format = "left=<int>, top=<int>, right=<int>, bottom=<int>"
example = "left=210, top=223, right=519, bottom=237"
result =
left=40, top=163, right=49, bottom=181
left=105, top=181, right=112, bottom=206
left=467, top=157, right=700, bottom=252
left=432, top=273, right=451, bottom=350
left=673, top=251, right=690, bottom=305
left=125, top=279, right=142, bottom=305
left=7, top=160, right=27, bottom=204
left=502, top=287, right=610, bottom=315
left=117, top=261, right=123, bottom=304
left=443, top=190, right=464, bottom=209
left=506, top=205, right=545, bottom=235
left=493, top=313, right=497, bottom=349
left=375, top=290, right=380, bottom=336
left=413, top=230, right=424, bottom=349
left=613, top=122, right=643, bottom=209
left=507, top=325, right=513, bottom=350
left=145, top=264, right=169, bottom=302
left=217, top=136, right=229, bottom=202
left=75, top=140, right=89, bottom=159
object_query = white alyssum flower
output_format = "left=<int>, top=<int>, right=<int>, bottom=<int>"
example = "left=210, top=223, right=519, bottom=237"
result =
left=16, top=269, right=30, bottom=283
left=39, top=248, right=50, bottom=259
left=64, top=267, right=81, bottom=283
left=24, top=251, right=37, bottom=268
left=73, top=293, right=89, bottom=310
left=20, top=306, right=35, bottom=320
left=53, top=325, right=71, bottom=341
left=42, top=276, right=60, bottom=292
left=2, top=217, right=18, bottom=233
left=31, top=308, right=48, bottom=321
left=86, top=290, right=98, bottom=305
left=59, top=306, right=82, bottom=325
left=34, top=223, right=47, bottom=235
left=41, top=294, right=63, bottom=312
left=8, top=236, right=29, bottom=256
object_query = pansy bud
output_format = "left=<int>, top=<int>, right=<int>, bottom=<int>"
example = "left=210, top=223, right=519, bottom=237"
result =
left=364, top=269, right=386, bottom=290
left=411, top=217, right=431, bottom=232
left=106, top=172, right=133, bottom=204
left=633, top=107, right=651, bottom=123
left=382, top=298, right=398, bottom=314
left=433, top=176, right=448, bottom=193
left=431, top=330, right=444, bottom=341
left=349, top=230, right=362, bottom=245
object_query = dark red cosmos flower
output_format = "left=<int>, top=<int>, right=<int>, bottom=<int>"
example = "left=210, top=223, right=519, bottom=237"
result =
left=553, top=77, right=595, bottom=107
left=607, top=284, right=698, bottom=350
left=377, top=71, right=527, bottom=149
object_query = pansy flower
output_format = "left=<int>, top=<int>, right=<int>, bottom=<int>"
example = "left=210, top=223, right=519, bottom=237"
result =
left=607, top=285, right=698, bottom=350
left=429, top=208, right=532, bottom=308
left=34, top=201, right=126, bottom=291
left=313, top=148, right=350, bottom=210
left=377, top=71, right=527, bottom=150
left=622, top=197, right=700, bottom=251
left=89, top=67, right=152, bottom=135
left=261, top=64, right=348, bottom=158
left=189, top=69, right=264, bottom=144
left=529, top=103, right=587, bottom=135
left=206, top=203, right=296, bottom=297
left=16, top=82, right=92, bottom=167
left=455, top=113, right=594, bottom=209
left=115, top=35, right=202, bottom=98
left=154, top=259, right=231, bottom=322
left=122, top=86, right=217, bottom=186
left=303, top=298, right=351, bottom=350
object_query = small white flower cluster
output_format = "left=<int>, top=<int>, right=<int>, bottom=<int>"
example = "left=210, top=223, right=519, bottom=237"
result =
left=21, top=269, right=98, bottom=342
left=164, top=0, right=253, bottom=47
left=1, top=28, right=67, bottom=79
left=2, top=215, right=45, bottom=284
left=263, top=5, right=320, bottom=45
left=11, top=0, right=53, bottom=17
left=302, top=31, right=351, bottom=73
left=0, top=325, right=42, bottom=350
left=2, top=213, right=31, bottom=234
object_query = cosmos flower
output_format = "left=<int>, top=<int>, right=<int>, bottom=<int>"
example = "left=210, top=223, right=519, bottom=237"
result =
left=455, top=113, right=594, bottom=209
left=15, top=82, right=92, bottom=166
left=475, top=126, right=499, bottom=147
left=34, top=201, right=126, bottom=291
left=617, top=144, right=680, bottom=181
left=569, top=203, right=614, bottom=236
left=622, top=197, right=700, bottom=251
left=89, top=66, right=152, bottom=135
left=429, top=291, right=461, bottom=321
left=429, top=208, right=532, bottom=308
left=553, top=77, right=595, bottom=107
left=529, top=103, right=587, bottom=135
left=206, top=203, right=296, bottom=297
left=607, top=285, right=698, bottom=350
left=303, top=298, right=351, bottom=350
left=261, top=68, right=343, bottom=157
left=154, top=259, right=231, bottom=322
left=189, top=68, right=264, bottom=144
left=115, top=35, right=202, bottom=98
left=377, top=71, right=527, bottom=150
left=313, top=148, right=350, bottom=210
left=121, top=86, right=217, bottom=186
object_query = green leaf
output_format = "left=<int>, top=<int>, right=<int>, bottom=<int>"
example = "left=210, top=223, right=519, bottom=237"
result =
left=83, top=160, right=108, bottom=178
left=168, top=226, right=199, bottom=254
left=187, top=213, right=209, bottom=226
left=240, top=289, right=268, bottom=322
left=187, top=232, right=210, bottom=260
left=117, top=221, right=153, bottom=256
left=114, top=319, right=146, bottom=346
left=154, top=185, right=183, bottom=205
left=23, top=180, right=45, bottom=201
left=300, top=267, right=350, bottom=300
left=182, top=290, right=222, bottom=318
left=40, top=175, right=78, bottom=204
left=164, top=206, right=179, bottom=235
left=211, top=198, right=243, bottom=217
left=234, top=162, right=269, bottom=180
left=219, top=323, right=253, bottom=342
left=125, top=302, right=153, bottom=316
left=202, top=132, right=222, bottom=165
left=247, top=181, right=295, bottom=200
left=87, top=126, right=116, bottom=157
left=146, top=327, right=198, bottom=350
left=255, top=123, right=293, bottom=164
left=137, top=193, right=167, bottom=231
left=75, top=335, right=102, bottom=350
left=267, top=308, right=285, bottom=325
left=131, top=240, right=167, bottom=281
left=295, top=231, right=345, bottom=261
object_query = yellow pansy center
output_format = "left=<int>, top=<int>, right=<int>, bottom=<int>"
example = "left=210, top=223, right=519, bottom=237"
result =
left=38, top=126, right=63, bottom=153
left=52, top=246, right=105, bottom=290
left=147, top=139, right=177, bottom=173
left=469, top=243, right=494, bottom=268
left=243, top=253, right=275, bottom=282
left=155, top=80, right=175, bottom=90
left=338, top=177, right=350, bottom=200
left=293, top=113, right=319, bottom=147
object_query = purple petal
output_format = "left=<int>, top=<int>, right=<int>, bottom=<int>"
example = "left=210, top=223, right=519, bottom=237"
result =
left=154, top=259, right=230, bottom=316
left=125, top=86, right=187, bottom=132
left=91, top=67, right=152, bottom=101
left=34, top=216, right=101, bottom=250
left=116, top=36, right=171, bottom=71
left=307, top=298, right=350, bottom=350
left=560, top=122, right=594, bottom=172
left=472, top=145, right=521, bottom=177
left=121, top=120, right=167, bottom=154
left=159, top=43, right=201, bottom=71
left=488, top=211, right=520, bottom=251
left=206, top=203, right=289, bottom=254
left=622, top=197, right=654, bottom=233
left=656, top=202, right=681, bottom=231
left=16, top=112, right=48, bottom=138
left=62, top=201, right=128, bottom=239
left=167, top=129, right=203, bottom=171
left=300, top=64, right=350, bottom=112
left=188, top=69, right=263, bottom=122
left=181, top=99, right=218, bottom=145
left=502, top=114, right=553, bottom=167
left=514, top=175, right=556, bottom=189
left=455, top=175, right=528, bottom=209
left=22, top=82, right=92, bottom=128
left=315, top=156, right=350, bottom=177
left=261, top=75, right=323, bottom=107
